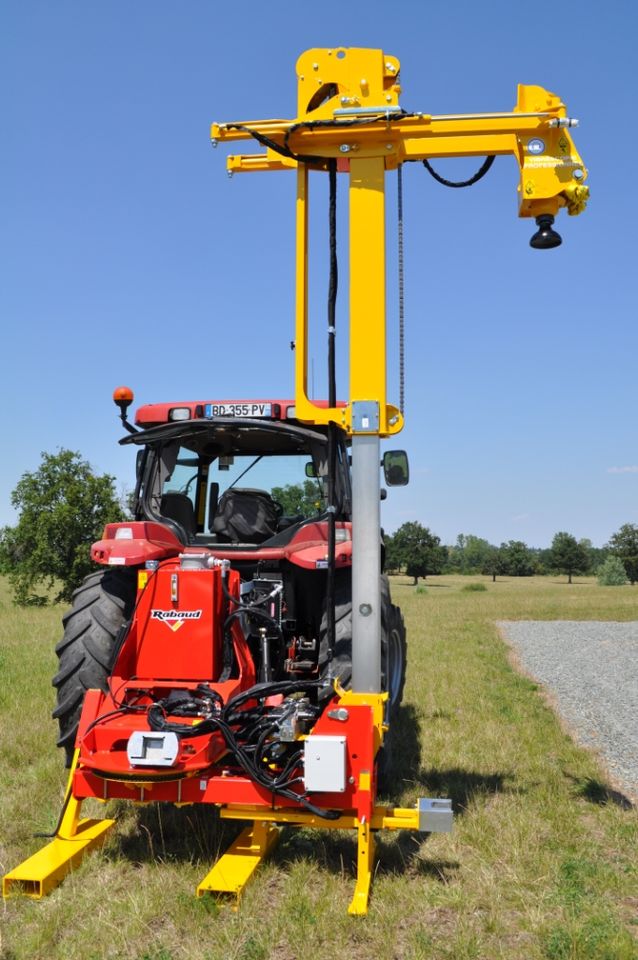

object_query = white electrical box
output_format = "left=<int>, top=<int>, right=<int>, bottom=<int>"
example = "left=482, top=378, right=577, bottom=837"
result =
left=303, top=735, right=346, bottom=793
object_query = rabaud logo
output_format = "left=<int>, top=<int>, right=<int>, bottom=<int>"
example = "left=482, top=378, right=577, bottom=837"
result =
left=150, top=609, right=202, bottom=632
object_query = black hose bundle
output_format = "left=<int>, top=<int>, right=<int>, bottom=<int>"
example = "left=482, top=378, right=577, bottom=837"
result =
left=147, top=679, right=340, bottom=819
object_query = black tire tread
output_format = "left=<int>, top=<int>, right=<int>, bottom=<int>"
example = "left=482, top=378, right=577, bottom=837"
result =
left=52, top=567, right=136, bottom=764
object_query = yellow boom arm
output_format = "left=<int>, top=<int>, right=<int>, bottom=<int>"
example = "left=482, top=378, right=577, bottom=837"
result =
left=211, top=47, right=588, bottom=436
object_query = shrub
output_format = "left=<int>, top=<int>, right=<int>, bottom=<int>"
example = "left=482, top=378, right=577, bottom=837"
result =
left=462, top=582, right=487, bottom=592
left=0, top=449, right=123, bottom=604
left=597, top=556, right=628, bottom=586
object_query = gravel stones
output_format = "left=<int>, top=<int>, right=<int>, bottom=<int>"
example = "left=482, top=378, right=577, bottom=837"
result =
left=498, top=620, right=638, bottom=802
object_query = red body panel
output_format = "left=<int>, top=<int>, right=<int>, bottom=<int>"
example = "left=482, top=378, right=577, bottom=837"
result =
left=92, top=520, right=353, bottom=570
left=205, top=521, right=352, bottom=569
left=117, top=564, right=225, bottom=681
left=91, top=522, right=183, bottom=566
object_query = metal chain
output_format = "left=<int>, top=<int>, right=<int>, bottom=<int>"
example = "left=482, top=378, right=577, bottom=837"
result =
left=397, top=164, right=405, bottom=415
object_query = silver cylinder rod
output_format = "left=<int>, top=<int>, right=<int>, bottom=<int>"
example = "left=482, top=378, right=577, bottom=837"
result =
left=351, top=432, right=382, bottom=693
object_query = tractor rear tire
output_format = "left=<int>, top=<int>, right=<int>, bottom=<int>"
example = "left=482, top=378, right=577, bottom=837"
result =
left=52, top=567, right=136, bottom=766
left=319, top=572, right=353, bottom=687
left=381, top=577, right=407, bottom=718
left=378, top=580, right=407, bottom=795
left=319, top=574, right=406, bottom=711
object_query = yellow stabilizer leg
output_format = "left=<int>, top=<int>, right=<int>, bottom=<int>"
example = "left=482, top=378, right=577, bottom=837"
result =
left=197, top=820, right=280, bottom=908
left=348, top=819, right=376, bottom=916
left=2, top=751, right=116, bottom=900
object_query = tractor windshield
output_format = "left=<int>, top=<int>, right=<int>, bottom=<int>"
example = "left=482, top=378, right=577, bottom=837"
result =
left=123, top=418, right=351, bottom=545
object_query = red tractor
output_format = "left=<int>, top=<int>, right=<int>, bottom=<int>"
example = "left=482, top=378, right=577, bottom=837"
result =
left=14, top=390, right=417, bottom=914
left=53, top=394, right=408, bottom=791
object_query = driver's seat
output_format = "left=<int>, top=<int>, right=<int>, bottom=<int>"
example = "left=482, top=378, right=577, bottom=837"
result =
left=213, top=488, right=280, bottom=544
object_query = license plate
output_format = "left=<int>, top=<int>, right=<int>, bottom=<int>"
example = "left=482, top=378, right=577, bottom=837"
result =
left=204, top=402, right=273, bottom=418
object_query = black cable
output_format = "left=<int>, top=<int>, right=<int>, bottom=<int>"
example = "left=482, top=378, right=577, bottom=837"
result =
left=397, top=164, right=405, bottom=416
left=422, top=154, right=495, bottom=188
left=225, top=112, right=411, bottom=167
left=327, top=158, right=338, bottom=409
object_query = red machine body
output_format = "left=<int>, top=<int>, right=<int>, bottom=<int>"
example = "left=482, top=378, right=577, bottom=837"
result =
left=62, top=394, right=385, bottom=837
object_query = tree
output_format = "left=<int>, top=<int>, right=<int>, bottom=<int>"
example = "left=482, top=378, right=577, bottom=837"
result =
left=270, top=479, right=323, bottom=518
left=389, top=521, right=446, bottom=583
left=0, top=449, right=123, bottom=604
left=481, top=545, right=508, bottom=582
left=548, top=531, right=590, bottom=583
left=499, top=540, right=535, bottom=577
left=597, top=556, right=627, bottom=586
left=607, top=523, right=638, bottom=585
left=449, top=533, right=494, bottom=574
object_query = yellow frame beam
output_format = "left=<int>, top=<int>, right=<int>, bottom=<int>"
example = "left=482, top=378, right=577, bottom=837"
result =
left=2, top=751, right=116, bottom=900
left=206, top=803, right=423, bottom=915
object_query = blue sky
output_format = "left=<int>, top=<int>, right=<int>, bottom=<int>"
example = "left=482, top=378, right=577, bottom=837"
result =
left=2, top=0, right=636, bottom=547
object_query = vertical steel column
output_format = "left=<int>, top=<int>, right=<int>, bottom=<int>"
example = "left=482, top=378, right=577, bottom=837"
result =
left=351, top=434, right=381, bottom=692
left=349, top=156, right=386, bottom=693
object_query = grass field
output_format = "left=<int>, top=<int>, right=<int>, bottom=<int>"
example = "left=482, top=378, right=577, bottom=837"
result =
left=1, top=574, right=637, bottom=960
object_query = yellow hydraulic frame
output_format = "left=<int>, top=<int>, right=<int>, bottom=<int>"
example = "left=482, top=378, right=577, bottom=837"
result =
left=3, top=47, right=588, bottom=916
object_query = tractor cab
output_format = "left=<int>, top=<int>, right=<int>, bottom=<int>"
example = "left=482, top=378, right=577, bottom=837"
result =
left=122, top=411, right=352, bottom=551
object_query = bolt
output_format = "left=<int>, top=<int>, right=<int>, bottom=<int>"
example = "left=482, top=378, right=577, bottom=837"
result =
left=359, top=603, right=372, bottom=616
left=339, top=144, right=351, bottom=153
left=573, top=168, right=584, bottom=180
left=385, top=95, right=392, bottom=102
left=349, top=776, right=355, bottom=784
left=385, top=62, right=396, bottom=73
left=227, top=170, right=234, bottom=179
left=210, top=138, right=218, bottom=148
left=340, top=96, right=349, bottom=104
left=312, top=62, right=319, bottom=70
left=386, top=143, right=393, bottom=150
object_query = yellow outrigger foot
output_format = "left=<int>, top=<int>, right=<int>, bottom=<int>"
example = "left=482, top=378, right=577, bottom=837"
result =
left=197, top=820, right=280, bottom=908
left=2, top=751, right=116, bottom=900
left=206, top=800, right=452, bottom=915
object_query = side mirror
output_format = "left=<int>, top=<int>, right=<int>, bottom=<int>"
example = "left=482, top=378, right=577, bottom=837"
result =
left=382, top=450, right=409, bottom=486
left=305, top=461, right=317, bottom=478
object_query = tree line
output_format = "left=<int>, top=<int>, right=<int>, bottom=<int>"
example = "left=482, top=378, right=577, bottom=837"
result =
left=384, top=522, right=638, bottom=586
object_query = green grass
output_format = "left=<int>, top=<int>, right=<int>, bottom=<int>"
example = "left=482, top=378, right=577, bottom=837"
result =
left=1, top=574, right=637, bottom=959
left=461, top=581, right=487, bottom=592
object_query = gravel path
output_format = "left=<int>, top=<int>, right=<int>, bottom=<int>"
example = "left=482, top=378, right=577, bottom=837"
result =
left=498, top=621, right=638, bottom=802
